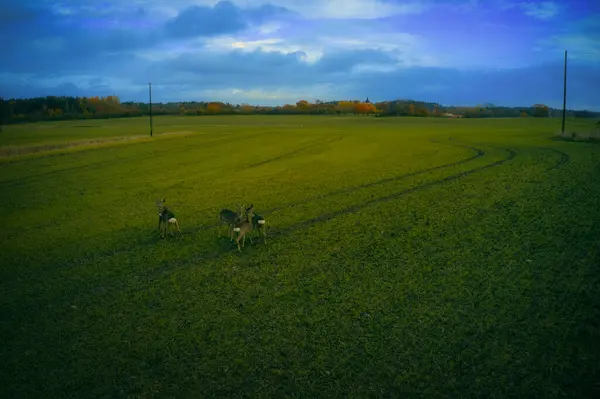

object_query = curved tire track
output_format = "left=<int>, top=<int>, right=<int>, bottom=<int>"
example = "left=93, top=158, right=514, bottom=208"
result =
left=182, top=140, right=486, bottom=235
left=270, top=147, right=517, bottom=237
left=124, top=144, right=517, bottom=287
left=33, top=139, right=488, bottom=274
left=541, top=147, right=570, bottom=171
left=40, top=142, right=517, bottom=306
left=245, top=136, right=344, bottom=169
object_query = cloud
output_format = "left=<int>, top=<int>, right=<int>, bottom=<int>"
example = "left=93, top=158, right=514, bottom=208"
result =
left=297, top=0, right=428, bottom=19
left=537, top=13, right=600, bottom=64
left=123, top=0, right=429, bottom=19
left=518, top=1, right=559, bottom=20
left=1, top=0, right=599, bottom=111
left=163, top=1, right=249, bottom=38
left=2, top=51, right=600, bottom=110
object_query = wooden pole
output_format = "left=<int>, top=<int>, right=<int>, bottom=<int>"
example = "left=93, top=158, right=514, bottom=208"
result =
left=149, top=82, right=153, bottom=137
left=561, top=50, right=567, bottom=134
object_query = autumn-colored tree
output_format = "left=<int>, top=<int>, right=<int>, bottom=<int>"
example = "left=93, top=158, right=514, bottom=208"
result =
left=408, top=103, right=415, bottom=116
left=240, top=104, right=254, bottom=114
left=207, top=103, right=221, bottom=114
left=336, top=101, right=355, bottom=115
left=521, top=111, right=529, bottom=117
left=105, top=95, right=120, bottom=105
left=353, top=102, right=377, bottom=115
left=296, top=100, right=310, bottom=110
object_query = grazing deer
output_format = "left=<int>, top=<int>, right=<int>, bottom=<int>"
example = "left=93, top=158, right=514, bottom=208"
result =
left=156, top=199, right=182, bottom=239
left=219, top=204, right=245, bottom=241
left=246, top=204, right=267, bottom=244
left=233, top=206, right=255, bottom=252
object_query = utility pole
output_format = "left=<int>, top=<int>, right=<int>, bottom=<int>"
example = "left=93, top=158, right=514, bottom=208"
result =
left=561, top=50, right=567, bottom=134
left=149, top=82, right=153, bottom=137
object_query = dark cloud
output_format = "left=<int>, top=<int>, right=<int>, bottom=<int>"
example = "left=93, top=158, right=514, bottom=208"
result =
left=163, top=1, right=297, bottom=39
left=0, top=0, right=291, bottom=76
left=163, top=1, right=247, bottom=38
left=136, top=48, right=401, bottom=89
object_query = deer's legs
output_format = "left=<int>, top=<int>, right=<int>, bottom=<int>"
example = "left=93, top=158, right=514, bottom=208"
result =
left=174, top=220, right=183, bottom=237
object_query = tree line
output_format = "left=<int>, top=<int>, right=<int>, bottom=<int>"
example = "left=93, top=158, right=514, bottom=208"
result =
left=0, top=95, right=598, bottom=127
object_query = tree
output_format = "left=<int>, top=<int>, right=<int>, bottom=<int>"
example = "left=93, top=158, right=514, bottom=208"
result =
left=0, top=96, right=5, bottom=132
left=415, top=106, right=429, bottom=117
left=353, top=102, right=377, bottom=115
left=533, top=104, right=550, bottom=118
left=207, top=102, right=221, bottom=114
left=336, top=101, right=354, bottom=115
left=296, top=100, right=310, bottom=112
left=240, top=104, right=254, bottom=114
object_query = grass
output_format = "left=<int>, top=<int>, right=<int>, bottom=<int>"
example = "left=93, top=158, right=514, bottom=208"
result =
left=1, top=115, right=599, bottom=398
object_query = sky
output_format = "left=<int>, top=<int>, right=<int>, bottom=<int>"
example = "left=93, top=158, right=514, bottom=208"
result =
left=1, top=0, right=599, bottom=110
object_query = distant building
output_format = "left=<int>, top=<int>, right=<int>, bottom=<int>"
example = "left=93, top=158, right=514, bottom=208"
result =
left=365, top=97, right=371, bottom=104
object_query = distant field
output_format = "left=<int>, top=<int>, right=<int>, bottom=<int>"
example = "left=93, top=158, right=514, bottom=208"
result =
left=1, top=115, right=599, bottom=398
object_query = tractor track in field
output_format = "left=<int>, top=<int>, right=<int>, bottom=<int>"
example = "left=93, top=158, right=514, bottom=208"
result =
left=122, top=143, right=518, bottom=286
left=542, top=147, right=571, bottom=171
left=268, top=146, right=517, bottom=238
left=245, top=136, right=345, bottom=169
left=20, top=140, right=520, bottom=309
left=0, top=132, right=264, bottom=186
left=175, top=140, right=487, bottom=237
left=445, top=136, right=570, bottom=172
left=8, top=137, right=571, bottom=313
left=95, top=142, right=514, bottom=282
left=28, top=138, right=488, bottom=277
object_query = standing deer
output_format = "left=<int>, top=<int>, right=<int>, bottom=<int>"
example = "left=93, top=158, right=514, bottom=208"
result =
left=246, top=204, right=267, bottom=244
left=156, top=199, right=182, bottom=239
left=219, top=204, right=245, bottom=241
left=233, top=206, right=255, bottom=252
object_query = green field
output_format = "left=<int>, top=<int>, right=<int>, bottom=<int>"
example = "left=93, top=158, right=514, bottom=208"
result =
left=1, top=115, right=599, bottom=398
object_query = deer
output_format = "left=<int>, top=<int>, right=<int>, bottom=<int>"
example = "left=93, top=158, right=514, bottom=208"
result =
left=156, top=199, right=182, bottom=239
left=246, top=204, right=267, bottom=244
left=219, top=204, right=245, bottom=241
left=233, top=205, right=256, bottom=252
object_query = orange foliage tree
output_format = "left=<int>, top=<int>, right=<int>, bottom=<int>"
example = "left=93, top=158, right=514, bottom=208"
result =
left=353, top=102, right=377, bottom=115
left=207, top=103, right=222, bottom=114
